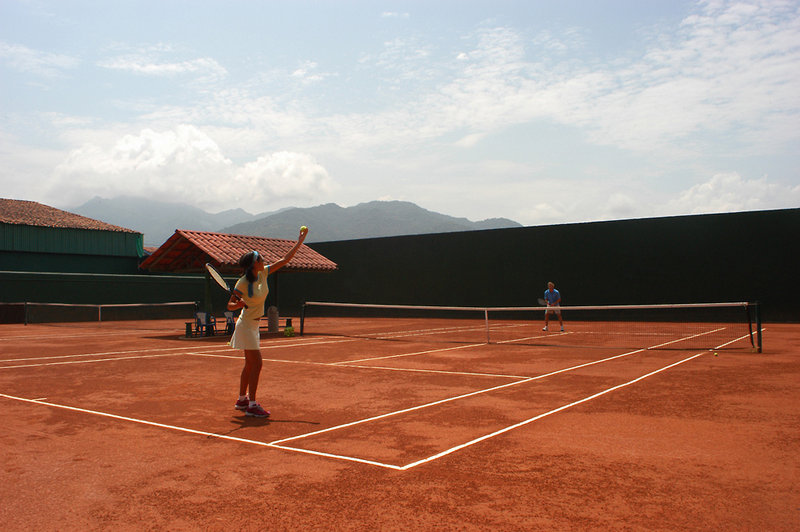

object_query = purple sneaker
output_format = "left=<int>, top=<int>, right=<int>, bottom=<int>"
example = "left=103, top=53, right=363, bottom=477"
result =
left=234, top=397, right=249, bottom=411
left=245, top=403, right=270, bottom=418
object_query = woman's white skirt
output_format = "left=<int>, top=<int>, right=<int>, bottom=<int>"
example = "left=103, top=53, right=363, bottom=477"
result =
left=229, top=317, right=260, bottom=350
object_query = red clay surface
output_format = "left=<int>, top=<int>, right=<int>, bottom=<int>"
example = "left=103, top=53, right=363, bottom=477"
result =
left=1, top=317, right=798, bottom=530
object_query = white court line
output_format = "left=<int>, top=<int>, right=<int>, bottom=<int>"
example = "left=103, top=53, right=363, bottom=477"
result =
left=0, top=329, right=170, bottom=341
left=0, top=352, right=190, bottom=369
left=268, top=345, right=653, bottom=447
left=392, top=330, right=755, bottom=470
left=0, top=330, right=757, bottom=470
left=398, top=351, right=706, bottom=470
left=320, top=321, right=531, bottom=343
left=496, top=331, right=571, bottom=343
left=332, top=342, right=486, bottom=365
left=354, top=321, right=536, bottom=342
left=268, top=328, right=750, bottom=450
left=496, top=326, right=726, bottom=346
left=327, top=324, right=724, bottom=366
left=0, top=344, right=234, bottom=364
left=192, top=352, right=350, bottom=367
left=0, top=392, right=403, bottom=470
left=0, top=336, right=354, bottom=366
left=337, top=364, right=531, bottom=380
left=186, top=329, right=749, bottom=452
left=261, top=337, right=358, bottom=349
left=0, top=345, right=729, bottom=471
left=188, top=353, right=531, bottom=380
left=370, top=325, right=489, bottom=340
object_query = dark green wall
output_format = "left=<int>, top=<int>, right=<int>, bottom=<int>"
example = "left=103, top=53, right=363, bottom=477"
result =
left=1, top=209, right=797, bottom=322
left=0, top=251, right=142, bottom=274
left=1, top=224, right=143, bottom=257
left=0, top=270, right=277, bottom=321
left=1, top=223, right=144, bottom=274
left=281, top=209, right=798, bottom=322
left=0, top=271, right=212, bottom=305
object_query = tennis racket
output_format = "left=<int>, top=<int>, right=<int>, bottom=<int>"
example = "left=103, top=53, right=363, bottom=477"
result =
left=205, top=263, right=247, bottom=308
left=538, top=298, right=548, bottom=306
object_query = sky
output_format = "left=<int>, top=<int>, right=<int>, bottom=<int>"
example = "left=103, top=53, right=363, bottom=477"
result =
left=1, top=0, right=799, bottom=227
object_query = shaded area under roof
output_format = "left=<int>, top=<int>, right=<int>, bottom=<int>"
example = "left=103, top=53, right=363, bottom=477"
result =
left=139, top=229, right=337, bottom=274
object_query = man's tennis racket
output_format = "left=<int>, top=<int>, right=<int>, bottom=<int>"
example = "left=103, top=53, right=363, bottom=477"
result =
left=205, top=263, right=247, bottom=308
left=538, top=298, right=548, bottom=306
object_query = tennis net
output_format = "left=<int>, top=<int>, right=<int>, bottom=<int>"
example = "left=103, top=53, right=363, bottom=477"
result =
left=0, top=301, right=198, bottom=325
left=300, top=301, right=762, bottom=352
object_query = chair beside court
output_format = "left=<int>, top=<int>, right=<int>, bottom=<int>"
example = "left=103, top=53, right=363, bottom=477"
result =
left=185, top=310, right=294, bottom=338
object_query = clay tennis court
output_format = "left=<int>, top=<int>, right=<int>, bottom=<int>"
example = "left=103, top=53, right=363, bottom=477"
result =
left=1, top=315, right=798, bottom=530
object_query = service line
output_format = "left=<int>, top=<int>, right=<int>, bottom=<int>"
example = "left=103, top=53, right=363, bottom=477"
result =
left=0, top=331, right=756, bottom=471
left=0, top=392, right=402, bottom=470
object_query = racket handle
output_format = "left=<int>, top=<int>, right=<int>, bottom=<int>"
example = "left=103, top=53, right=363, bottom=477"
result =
left=231, top=292, right=248, bottom=309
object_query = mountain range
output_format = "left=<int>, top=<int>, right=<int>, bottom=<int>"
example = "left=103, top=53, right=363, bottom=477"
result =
left=71, top=196, right=522, bottom=246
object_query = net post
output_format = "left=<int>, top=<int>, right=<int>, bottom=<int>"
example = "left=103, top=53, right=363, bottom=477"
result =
left=755, top=301, right=762, bottom=353
left=24, top=301, right=28, bottom=326
left=300, top=302, right=306, bottom=336
left=484, top=308, right=490, bottom=344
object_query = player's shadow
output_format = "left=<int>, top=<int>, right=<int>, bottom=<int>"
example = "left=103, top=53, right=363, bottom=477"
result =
left=210, top=415, right=320, bottom=437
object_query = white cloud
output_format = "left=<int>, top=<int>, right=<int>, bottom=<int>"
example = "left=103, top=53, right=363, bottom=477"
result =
left=55, top=1, right=798, bottom=170
left=5, top=0, right=798, bottom=226
left=96, top=43, right=227, bottom=82
left=369, top=1, right=800, bottom=158
left=453, top=132, right=486, bottom=148
left=442, top=171, right=799, bottom=228
left=381, top=12, right=410, bottom=19
left=99, top=56, right=226, bottom=77
left=542, top=0, right=800, bottom=155
left=606, top=192, right=640, bottom=219
left=0, top=41, right=79, bottom=77
left=234, top=151, right=336, bottom=206
left=49, top=126, right=336, bottom=212
left=290, top=60, right=334, bottom=85
left=667, top=172, right=800, bottom=215
left=511, top=181, right=647, bottom=226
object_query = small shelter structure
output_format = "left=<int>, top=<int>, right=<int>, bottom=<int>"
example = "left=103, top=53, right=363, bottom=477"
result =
left=140, top=229, right=336, bottom=274
left=139, top=229, right=337, bottom=317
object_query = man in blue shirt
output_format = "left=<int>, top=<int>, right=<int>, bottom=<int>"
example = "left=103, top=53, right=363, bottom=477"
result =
left=542, top=281, right=564, bottom=332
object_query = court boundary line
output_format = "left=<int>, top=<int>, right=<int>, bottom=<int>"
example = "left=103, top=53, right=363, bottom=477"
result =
left=0, top=350, right=704, bottom=472
left=0, top=337, right=355, bottom=368
left=191, top=352, right=529, bottom=379
left=273, top=332, right=751, bottom=470
left=331, top=342, right=486, bottom=365
left=263, top=331, right=752, bottom=462
left=268, top=345, right=658, bottom=448
left=0, top=345, right=235, bottom=364
left=397, top=351, right=707, bottom=470
left=390, top=332, right=754, bottom=470
left=0, top=352, right=192, bottom=369
left=0, top=331, right=756, bottom=470
left=0, top=392, right=403, bottom=470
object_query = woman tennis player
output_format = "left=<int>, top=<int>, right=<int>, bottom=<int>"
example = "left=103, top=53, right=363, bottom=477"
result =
left=228, top=226, right=308, bottom=417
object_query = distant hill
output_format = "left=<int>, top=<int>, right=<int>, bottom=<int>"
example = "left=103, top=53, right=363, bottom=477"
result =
left=70, top=196, right=522, bottom=245
left=71, top=196, right=262, bottom=246
left=221, top=201, right=522, bottom=242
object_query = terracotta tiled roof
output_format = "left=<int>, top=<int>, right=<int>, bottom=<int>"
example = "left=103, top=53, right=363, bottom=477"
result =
left=0, top=198, right=139, bottom=233
left=139, top=229, right=337, bottom=274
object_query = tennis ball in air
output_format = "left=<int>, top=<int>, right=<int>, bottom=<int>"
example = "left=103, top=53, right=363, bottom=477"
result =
left=714, top=352, right=718, bottom=357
